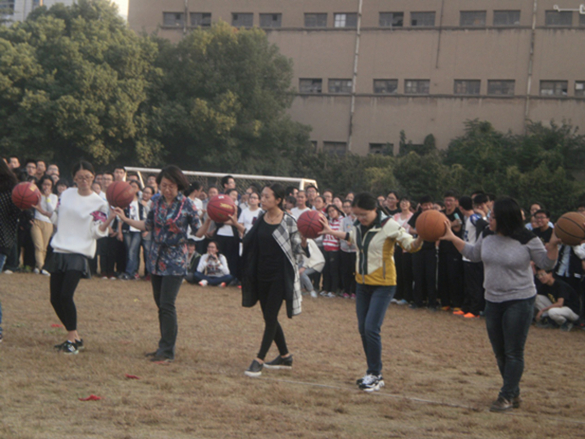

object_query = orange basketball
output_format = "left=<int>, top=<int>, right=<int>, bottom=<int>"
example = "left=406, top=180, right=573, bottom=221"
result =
left=554, top=212, right=585, bottom=246
left=415, top=209, right=449, bottom=242
left=297, top=210, right=324, bottom=239
left=207, top=194, right=236, bottom=222
left=11, top=182, right=41, bottom=210
left=106, top=181, right=135, bottom=209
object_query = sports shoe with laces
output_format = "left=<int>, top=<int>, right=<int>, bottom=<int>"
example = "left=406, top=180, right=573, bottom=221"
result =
left=263, top=354, right=293, bottom=370
left=356, top=374, right=385, bottom=388
left=490, top=396, right=513, bottom=412
left=244, top=359, right=263, bottom=377
left=75, top=339, right=84, bottom=351
left=199, top=280, right=208, bottom=287
left=310, top=290, right=318, bottom=298
left=358, top=374, right=381, bottom=392
left=59, top=340, right=79, bottom=355
left=464, top=312, right=479, bottom=318
left=512, top=395, right=522, bottom=408
left=560, top=321, right=574, bottom=332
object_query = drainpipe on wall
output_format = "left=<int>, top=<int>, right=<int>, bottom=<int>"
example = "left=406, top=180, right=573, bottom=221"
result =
left=524, top=0, right=538, bottom=133
left=183, top=0, right=188, bottom=36
left=347, top=0, right=363, bottom=153
left=435, top=0, right=445, bottom=68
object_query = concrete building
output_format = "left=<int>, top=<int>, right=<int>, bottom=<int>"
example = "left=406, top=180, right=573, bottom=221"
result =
left=129, top=0, right=585, bottom=155
left=1, top=0, right=74, bottom=23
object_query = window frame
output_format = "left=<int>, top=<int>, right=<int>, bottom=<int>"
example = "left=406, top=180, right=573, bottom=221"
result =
left=299, top=78, right=323, bottom=94
left=304, top=13, right=327, bottom=28
left=460, top=11, right=487, bottom=27
left=328, top=79, right=353, bottom=94
left=232, top=12, right=253, bottom=28
left=379, top=12, right=404, bottom=28
left=575, top=81, right=585, bottom=97
left=259, top=13, right=282, bottom=28
left=493, top=10, right=521, bottom=26
left=410, top=11, right=436, bottom=27
left=487, top=80, right=515, bottom=96
left=404, top=79, right=430, bottom=94
left=539, top=80, right=569, bottom=97
left=323, top=141, right=348, bottom=156
left=454, top=80, right=481, bottom=95
left=545, top=10, right=573, bottom=26
left=190, top=12, right=212, bottom=28
left=334, top=13, right=357, bottom=28
left=373, top=79, right=399, bottom=94
left=163, top=12, right=185, bottom=27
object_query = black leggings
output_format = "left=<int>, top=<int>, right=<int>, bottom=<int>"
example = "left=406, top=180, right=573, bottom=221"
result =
left=257, top=279, right=288, bottom=360
left=50, top=270, right=83, bottom=331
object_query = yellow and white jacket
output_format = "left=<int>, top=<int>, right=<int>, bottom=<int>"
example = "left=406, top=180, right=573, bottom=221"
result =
left=348, top=211, right=421, bottom=286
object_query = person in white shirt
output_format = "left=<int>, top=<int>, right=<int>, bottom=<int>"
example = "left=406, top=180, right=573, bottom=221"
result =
left=290, top=190, right=310, bottom=220
left=47, top=161, right=117, bottom=355
left=237, top=191, right=262, bottom=235
left=31, top=176, right=58, bottom=275
left=118, top=180, right=147, bottom=280
left=186, top=241, right=233, bottom=287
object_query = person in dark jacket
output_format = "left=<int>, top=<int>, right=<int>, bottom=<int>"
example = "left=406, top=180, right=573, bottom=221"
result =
left=239, top=184, right=308, bottom=377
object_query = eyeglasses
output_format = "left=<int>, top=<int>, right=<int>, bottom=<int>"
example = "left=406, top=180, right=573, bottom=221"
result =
left=75, top=175, right=94, bottom=182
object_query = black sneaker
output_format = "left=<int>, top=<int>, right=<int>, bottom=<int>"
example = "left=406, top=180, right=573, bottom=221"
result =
left=490, top=396, right=513, bottom=412
left=356, top=374, right=385, bottom=388
left=145, top=351, right=158, bottom=358
left=0, top=332, right=3, bottom=343
left=358, top=374, right=382, bottom=392
left=75, top=339, right=84, bottom=351
left=244, top=359, right=263, bottom=377
left=149, top=355, right=173, bottom=363
left=59, top=340, right=79, bottom=355
left=512, top=395, right=522, bottom=409
left=263, top=354, right=293, bottom=370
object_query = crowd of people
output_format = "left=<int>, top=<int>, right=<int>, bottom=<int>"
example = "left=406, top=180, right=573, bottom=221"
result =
left=1, top=155, right=585, bottom=411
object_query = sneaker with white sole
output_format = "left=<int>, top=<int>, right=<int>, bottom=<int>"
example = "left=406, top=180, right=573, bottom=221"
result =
left=58, top=340, right=79, bottom=355
left=356, top=374, right=385, bottom=388
left=263, top=354, right=293, bottom=370
left=358, top=374, right=382, bottom=392
left=33, top=268, right=40, bottom=274
left=41, top=269, right=50, bottom=276
left=244, top=359, right=263, bottom=377
left=310, top=290, right=318, bottom=298
left=319, top=290, right=328, bottom=297
left=199, top=280, right=208, bottom=287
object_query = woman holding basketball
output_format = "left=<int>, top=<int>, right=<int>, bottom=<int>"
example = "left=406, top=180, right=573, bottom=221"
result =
left=320, top=192, right=423, bottom=391
left=240, top=183, right=309, bottom=377
left=441, top=197, right=559, bottom=412
left=48, top=161, right=117, bottom=354
left=115, top=165, right=211, bottom=362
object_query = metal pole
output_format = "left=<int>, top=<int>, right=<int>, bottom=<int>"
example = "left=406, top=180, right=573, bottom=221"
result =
left=347, top=0, right=363, bottom=153
left=524, top=0, right=538, bottom=133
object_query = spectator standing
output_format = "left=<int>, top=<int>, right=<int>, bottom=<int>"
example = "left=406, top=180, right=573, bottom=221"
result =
left=393, top=197, right=414, bottom=305
left=31, top=176, right=58, bottom=275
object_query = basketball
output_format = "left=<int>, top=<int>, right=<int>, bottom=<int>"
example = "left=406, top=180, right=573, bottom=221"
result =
left=415, top=209, right=449, bottom=242
left=11, top=182, right=41, bottom=210
left=554, top=212, right=585, bottom=246
left=297, top=210, right=324, bottom=239
left=207, top=194, right=236, bottom=222
left=106, top=181, right=135, bottom=209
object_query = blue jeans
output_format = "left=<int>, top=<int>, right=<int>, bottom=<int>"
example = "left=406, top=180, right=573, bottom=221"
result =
left=485, top=296, right=535, bottom=401
left=123, top=232, right=142, bottom=275
left=355, top=284, right=396, bottom=375
left=186, top=272, right=233, bottom=286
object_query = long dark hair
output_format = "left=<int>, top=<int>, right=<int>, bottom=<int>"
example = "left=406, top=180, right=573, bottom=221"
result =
left=0, top=159, right=18, bottom=192
left=493, top=197, right=524, bottom=237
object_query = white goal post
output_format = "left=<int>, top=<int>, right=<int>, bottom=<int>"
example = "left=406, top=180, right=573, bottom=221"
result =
left=125, top=167, right=319, bottom=192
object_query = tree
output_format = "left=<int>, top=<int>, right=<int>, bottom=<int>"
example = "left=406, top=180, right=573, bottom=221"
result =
left=0, top=0, right=161, bottom=168
left=148, top=22, right=311, bottom=173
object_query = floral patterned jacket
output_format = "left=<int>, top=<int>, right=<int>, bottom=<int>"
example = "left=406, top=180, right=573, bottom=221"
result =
left=145, top=193, right=200, bottom=276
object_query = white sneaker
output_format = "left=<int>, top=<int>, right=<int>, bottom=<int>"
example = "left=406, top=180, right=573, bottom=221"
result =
left=3, top=270, right=13, bottom=274
left=319, top=291, right=328, bottom=297
left=327, top=292, right=336, bottom=298
left=310, top=291, right=318, bottom=298
left=41, top=269, right=50, bottom=276
left=33, top=268, right=40, bottom=274
left=199, top=280, right=208, bottom=287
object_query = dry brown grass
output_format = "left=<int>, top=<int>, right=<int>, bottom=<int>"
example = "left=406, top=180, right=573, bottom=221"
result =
left=1, top=274, right=584, bottom=439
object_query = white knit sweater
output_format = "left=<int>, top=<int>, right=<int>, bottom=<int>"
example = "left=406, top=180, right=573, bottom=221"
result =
left=50, top=188, right=109, bottom=258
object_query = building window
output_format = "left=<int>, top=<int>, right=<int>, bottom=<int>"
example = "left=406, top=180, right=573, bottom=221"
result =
left=305, top=13, right=327, bottom=28
left=299, top=79, right=322, bottom=93
left=540, top=81, right=568, bottom=96
left=379, top=12, right=404, bottom=27
left=460, top=11, right=486, bottom=27
left=411, top=12, right=435, bottom=27
left=493, top=10, right=521, bottom=26
left=190, top=13, right=211, bottom=27
left=580, top=14, right=585, bottom=26
left=405, top=79, right=430, bottom=94
left=576, top=81, right=585, bottom=97
left=323, top=141, right=347, bottom=155
left=545, top=11, right=572, bottom=26
left=232, top=13, right=253, bottom=28
left=487, top=80, right=515, bottom=96
left=260, top=13, right=282, bottom=28
left=163, top=12, right=185, bottom=27
left=373, top=79, right=398, bottom=94
left=0, top=0, right=15, bottom=14
left=369, top=143, right=393, bottom=155
left=334, top=13, right=357, bottom=28
left=454, top=80, right=481, bottom=95
left=328, top=79, right=352, bottom=94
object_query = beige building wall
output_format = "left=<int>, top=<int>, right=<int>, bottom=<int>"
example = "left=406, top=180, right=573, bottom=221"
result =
left=129, top=0, right=585, bottom=155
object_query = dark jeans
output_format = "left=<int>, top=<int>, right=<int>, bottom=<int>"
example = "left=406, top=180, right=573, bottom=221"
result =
left=485, top=296, right=535, bottom=401
left=412, top=247, right=437, bottom=307
left=323, top=250, right=340, bottom=293
left=256, top=278, right=288, bottom=360
left=339, top=250, right=356, bottom=295
left=186, top=271, right=233, bottom=286
left=50, top=270, right=83, bottom=331
left=100, top=236, right=126, bottom=275
left=395, top=247, right=413, bottom=302
left=355, top=283, right=396, bottom=376
left=151, top=275, right=183, bottom=360
left=438, top=251, right=464, bottom=308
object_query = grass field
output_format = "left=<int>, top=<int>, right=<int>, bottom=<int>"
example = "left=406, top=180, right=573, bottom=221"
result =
left=1, top=274, right=584, bottom=439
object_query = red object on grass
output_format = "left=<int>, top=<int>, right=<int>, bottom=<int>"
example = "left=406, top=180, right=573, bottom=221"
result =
left=79, top=394, right=103, bottom=401
left=51, top=324, right=63, bottom=328
left=125, top=374, right=140, bottom=380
